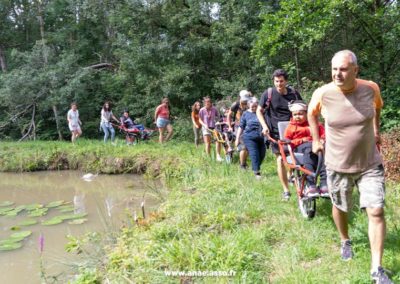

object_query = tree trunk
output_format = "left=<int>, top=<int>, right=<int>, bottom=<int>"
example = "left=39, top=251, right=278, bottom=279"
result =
left=0, top=45, right=7, bottom=72
left=293, top=47, right=301, bottom=91
left=36, top=0, right=48, bottom=64
left=52, top=105, right=63, bottom=141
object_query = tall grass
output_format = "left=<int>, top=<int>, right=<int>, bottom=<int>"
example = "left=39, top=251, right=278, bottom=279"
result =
left=0, top=140, right=399, bottom=283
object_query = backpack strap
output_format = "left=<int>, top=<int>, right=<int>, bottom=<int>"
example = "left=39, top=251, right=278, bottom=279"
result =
left=264, top=87, right=274, bottom=133
left=265, top=87, right=273, bottom=110
left=287, top=86, right=300, bottom=100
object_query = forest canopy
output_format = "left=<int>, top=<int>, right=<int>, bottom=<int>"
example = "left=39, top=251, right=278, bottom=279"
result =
left=0, top=0, right=399, bottom=140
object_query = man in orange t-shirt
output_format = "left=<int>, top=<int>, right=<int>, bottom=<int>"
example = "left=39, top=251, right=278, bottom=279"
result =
left=308, top=50, right=392, bottom=283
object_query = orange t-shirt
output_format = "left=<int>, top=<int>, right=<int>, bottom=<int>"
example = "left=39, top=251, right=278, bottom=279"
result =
left=191, top=111, right=201, bottom=128
left=308, top=79, right=383, bottom=173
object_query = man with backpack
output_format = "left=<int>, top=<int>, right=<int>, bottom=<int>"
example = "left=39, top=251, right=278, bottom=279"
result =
left=256, top=69, right=302, bottom=200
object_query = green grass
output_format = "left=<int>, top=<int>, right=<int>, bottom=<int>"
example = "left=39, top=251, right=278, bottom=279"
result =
left=0, top=139, right=399, bottom=283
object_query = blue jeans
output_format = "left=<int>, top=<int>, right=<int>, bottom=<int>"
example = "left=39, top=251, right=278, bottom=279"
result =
left=101, top=122, right=115, bottom=142
left=243, top=135, right=266, bottom=173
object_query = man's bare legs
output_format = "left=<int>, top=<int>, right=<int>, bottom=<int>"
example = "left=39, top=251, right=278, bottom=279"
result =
left=366, top=207, right=386, bottom=270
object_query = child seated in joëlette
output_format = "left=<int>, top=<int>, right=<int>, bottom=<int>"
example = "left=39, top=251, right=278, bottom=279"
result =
left=216, top=107, right=234, bottom=153
left=284, top=100, right=329, bottom=198
left=120, top=110, right=151, bottom=139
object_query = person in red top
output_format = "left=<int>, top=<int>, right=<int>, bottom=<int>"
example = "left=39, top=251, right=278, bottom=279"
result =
left=155, top=97, right=173, bottom=143
left=284, top=100, right=328, bottom=197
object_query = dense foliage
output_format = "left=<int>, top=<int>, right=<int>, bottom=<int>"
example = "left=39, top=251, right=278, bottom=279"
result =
left=0, top=0, right=399, bottom=140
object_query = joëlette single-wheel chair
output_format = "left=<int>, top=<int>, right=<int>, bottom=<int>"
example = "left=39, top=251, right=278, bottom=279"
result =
left=212, top=123, right=236, bottom=163
left=114, top=123, right=154, bottom=145
left=268, top=121, right=328, bottom=219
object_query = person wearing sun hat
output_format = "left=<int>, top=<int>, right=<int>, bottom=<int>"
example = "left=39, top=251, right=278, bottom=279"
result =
left=284, top=100, right=328, bottom=197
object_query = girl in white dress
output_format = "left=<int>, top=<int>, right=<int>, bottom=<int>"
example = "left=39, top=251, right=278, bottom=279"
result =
left=67, top=102, right=82, bottom=143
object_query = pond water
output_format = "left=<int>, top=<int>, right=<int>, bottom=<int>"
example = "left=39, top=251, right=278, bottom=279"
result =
left=0, top=171, right=162, bottom=284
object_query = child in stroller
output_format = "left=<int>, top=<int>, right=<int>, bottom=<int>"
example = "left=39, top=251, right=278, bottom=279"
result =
left=119, top=110, right=153, bottom=144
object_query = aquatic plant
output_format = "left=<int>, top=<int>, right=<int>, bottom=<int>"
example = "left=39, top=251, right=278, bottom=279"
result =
left=0, top=199, right=89, bottom=251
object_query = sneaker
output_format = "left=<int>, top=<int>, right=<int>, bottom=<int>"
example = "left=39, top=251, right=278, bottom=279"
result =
left=371, top=267, right=393, bottom=284
left=319, top=185, right=330, bottom=198
left=255, top=173, right=262, bottom=180
left=282, top=191, right=291, bottom=201
left=340, top=240, right=353, bottom=261
left=216, top=156, right=224, bottom=162
left=305, top=185, right=320, bottom=197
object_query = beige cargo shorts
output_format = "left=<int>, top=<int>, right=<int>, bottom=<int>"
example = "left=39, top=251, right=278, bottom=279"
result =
left=327, top=164, right=385, bottom=212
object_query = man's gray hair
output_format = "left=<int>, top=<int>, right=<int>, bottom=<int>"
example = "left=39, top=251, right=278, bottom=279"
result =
left=332, top=50, right=358, bottom=66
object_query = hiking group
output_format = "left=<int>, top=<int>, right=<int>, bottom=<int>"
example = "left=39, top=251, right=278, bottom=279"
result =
left=66, top=49, right=392, bottom=283
left=190, top=50, right=392, bottom=284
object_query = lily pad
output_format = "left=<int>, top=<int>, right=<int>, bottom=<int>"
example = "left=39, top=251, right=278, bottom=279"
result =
left=15, top=205, right=26, bottom=211
left=45, top=200, right=65, bottom=208
left=42, top=217, right=64, bottom=226
left=57, top=205, right=74, bottom=213
left=28, top=208, right=48, bottom=217
left=18, top=219, right=38, bottom=226
left=5, top=211, right=18, bottom=217
left=25, top=203, right=44, bottom=211
left=0, top=241, right=22, bottom=251
left=10, top=231, right=32, bottom=239
left=0, top=207, right=15, bottom=215
left=0, top=201, right=14, bottom=207
left=5, top=207, right=24, bottom=217
left=68, top=218, right=87, bottom=225
left=58, top=213, right=87, bottom=221
left=9, top=231, right=32, bottom=242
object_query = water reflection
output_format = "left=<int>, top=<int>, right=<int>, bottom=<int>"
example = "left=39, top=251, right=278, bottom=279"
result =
left=0, top=171, right=161, bottom=284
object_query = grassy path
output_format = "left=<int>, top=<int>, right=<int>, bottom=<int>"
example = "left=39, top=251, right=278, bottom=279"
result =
left=0, top=140, right=399, bottom=283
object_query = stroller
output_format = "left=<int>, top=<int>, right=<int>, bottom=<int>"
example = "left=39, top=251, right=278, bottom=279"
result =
left=269, top=121, right=327, bottom=219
